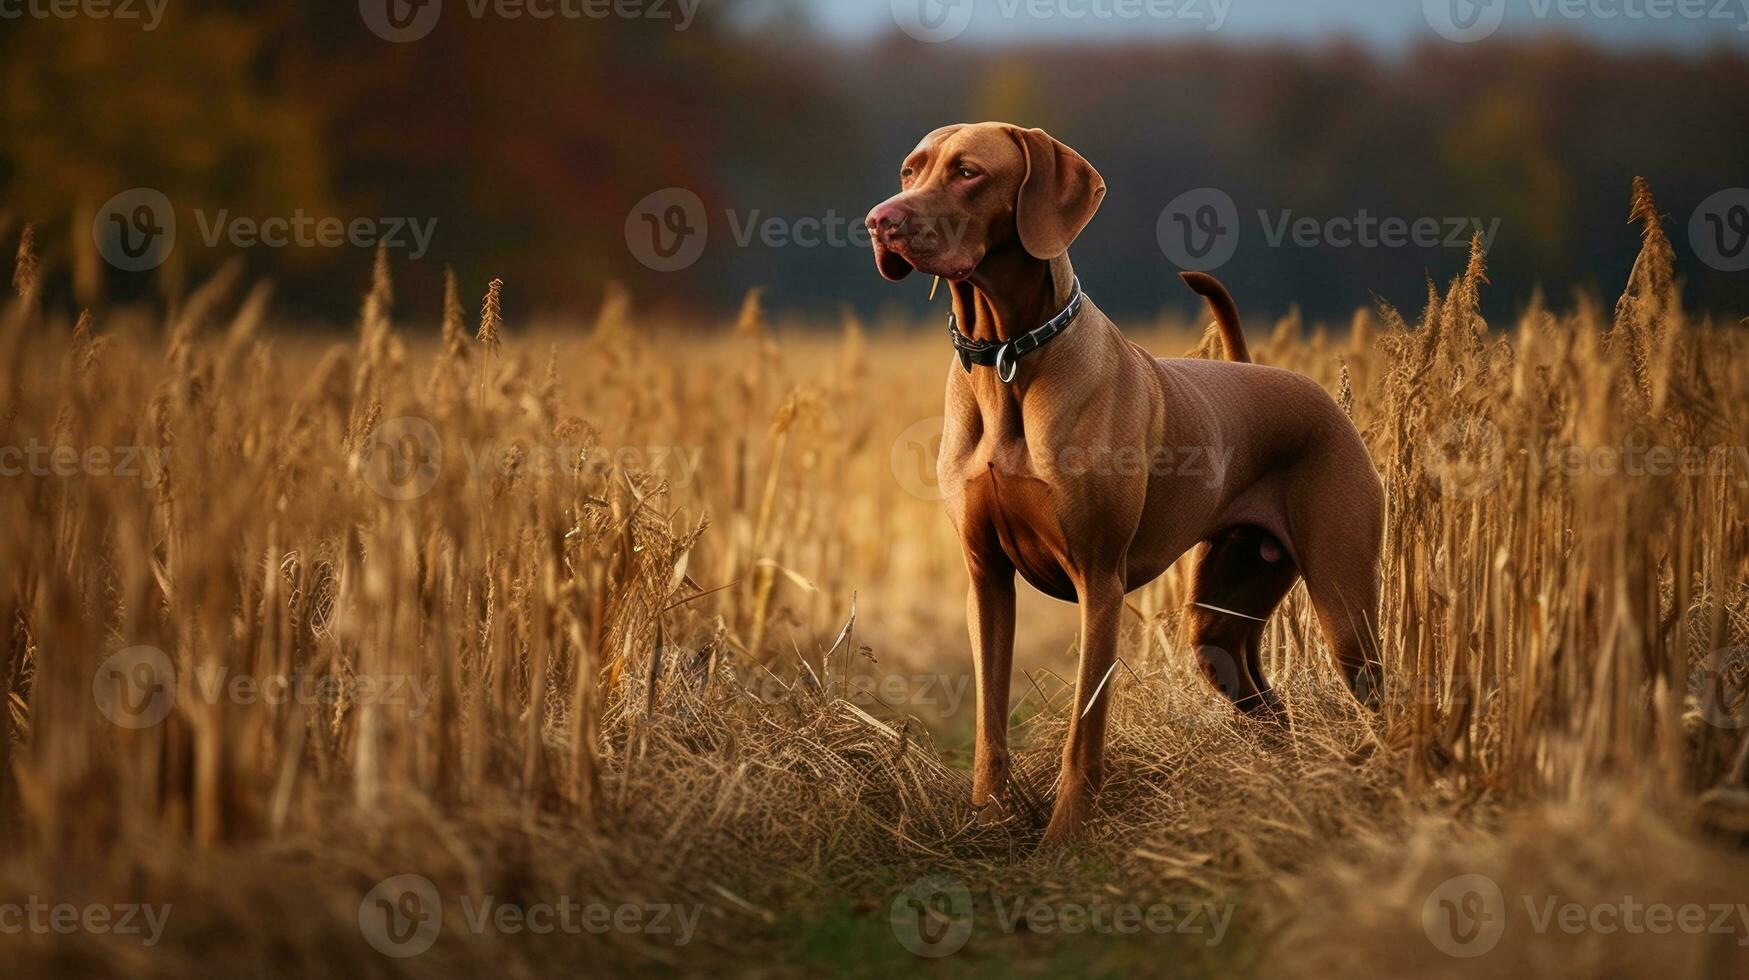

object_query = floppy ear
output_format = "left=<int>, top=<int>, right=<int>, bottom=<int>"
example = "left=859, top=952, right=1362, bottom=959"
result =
left=1008, top=127, right=1107, bottom=260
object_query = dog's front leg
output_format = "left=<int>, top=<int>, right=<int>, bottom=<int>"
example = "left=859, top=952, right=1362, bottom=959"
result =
left=967, top=563, right=1016, bottom=812
left=1043, top=572, right=1124, bottom=846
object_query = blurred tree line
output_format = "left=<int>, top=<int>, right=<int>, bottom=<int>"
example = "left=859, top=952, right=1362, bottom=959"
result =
left=2, top=5, right=1745, bottom=325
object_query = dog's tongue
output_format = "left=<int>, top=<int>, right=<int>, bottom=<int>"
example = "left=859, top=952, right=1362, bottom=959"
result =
left=873, top=243, right=914, bottom=281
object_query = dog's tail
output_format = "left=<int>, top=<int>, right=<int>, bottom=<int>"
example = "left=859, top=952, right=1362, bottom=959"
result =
left=1179, top=272, right=1250, bottom=364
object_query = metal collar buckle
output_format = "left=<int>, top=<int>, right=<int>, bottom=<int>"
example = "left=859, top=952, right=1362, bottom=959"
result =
left=994, top=343, right=1019, bottom=383
left=947, top=277, right=1084, bottom=384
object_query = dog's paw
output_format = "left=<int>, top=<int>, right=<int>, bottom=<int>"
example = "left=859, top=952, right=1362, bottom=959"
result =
left=1040, top=790, right=1092, bottom=848
left=1350, top=664, right=1385, bottom=711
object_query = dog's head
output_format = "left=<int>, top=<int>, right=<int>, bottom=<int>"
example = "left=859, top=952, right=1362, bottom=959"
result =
left=864, top=122, right=1106, bottom=282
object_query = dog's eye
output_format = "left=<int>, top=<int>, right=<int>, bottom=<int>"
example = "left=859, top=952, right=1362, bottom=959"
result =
left=957, top=167, right=978, bottom=180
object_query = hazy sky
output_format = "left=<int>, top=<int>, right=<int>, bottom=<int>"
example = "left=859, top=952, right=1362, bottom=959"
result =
left=763, top=0, right=1749, bottom=50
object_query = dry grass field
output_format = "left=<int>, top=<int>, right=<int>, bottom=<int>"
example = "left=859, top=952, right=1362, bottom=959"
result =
left=3, top=180, right=1749, bottom=978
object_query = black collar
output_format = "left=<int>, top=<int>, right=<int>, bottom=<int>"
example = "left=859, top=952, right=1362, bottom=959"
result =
left=948, top=277, right=1084, bottom=383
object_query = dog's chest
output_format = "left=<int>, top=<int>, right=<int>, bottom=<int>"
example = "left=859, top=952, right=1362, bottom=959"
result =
left=943, top=434, right=1079, bottom=601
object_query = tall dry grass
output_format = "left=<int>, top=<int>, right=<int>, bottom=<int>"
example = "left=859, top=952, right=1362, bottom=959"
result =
left=0, top=179, right=1745, bottom=976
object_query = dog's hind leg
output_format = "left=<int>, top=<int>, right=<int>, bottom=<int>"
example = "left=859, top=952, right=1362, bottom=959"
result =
left=1300, top=557, right=1383, bottom=709
left=1290, top=499, right=1385, bottom=709
left=1184, top=527, right=1299, bottom=719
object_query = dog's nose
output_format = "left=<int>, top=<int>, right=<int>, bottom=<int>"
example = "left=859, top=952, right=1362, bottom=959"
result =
left=865, top=201, right=913, bottom=240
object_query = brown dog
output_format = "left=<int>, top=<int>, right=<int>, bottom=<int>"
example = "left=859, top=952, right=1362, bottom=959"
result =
left=864, top=122, right=1384, bottom=844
